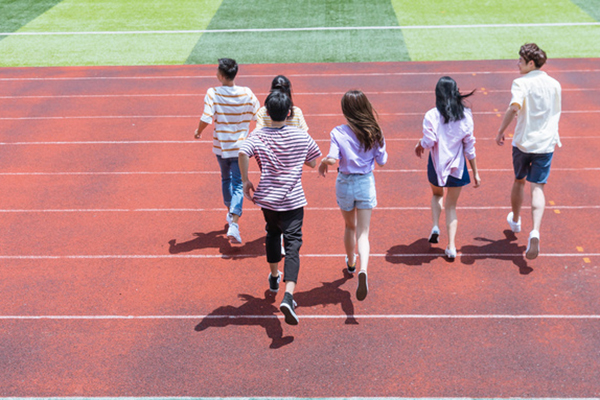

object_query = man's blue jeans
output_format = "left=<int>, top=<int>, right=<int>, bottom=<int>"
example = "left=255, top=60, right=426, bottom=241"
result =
left=216, top=155, right=244, bottom=217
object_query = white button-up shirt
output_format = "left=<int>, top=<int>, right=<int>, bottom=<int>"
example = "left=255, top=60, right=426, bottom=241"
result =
left=510, top=70, right=562, bottom=154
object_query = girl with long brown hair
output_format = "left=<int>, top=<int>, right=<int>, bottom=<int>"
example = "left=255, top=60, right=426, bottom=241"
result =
left=319, top=90, right=388, bottom=301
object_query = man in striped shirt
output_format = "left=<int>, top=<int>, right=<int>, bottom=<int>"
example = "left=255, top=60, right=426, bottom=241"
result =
left=239, top=91, right=321, bottom=325
left=195, top=58, right=260, bottom=244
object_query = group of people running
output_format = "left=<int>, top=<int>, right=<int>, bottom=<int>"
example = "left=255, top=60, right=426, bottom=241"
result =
left=194, top=42, right=562, bottom=326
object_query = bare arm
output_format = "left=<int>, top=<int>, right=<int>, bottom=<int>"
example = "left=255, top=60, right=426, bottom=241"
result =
left=238, top=153, right=255, bottom=202
left=468, top=157, right=481, bottom=188
left=318, top=156, right=337, bottom=177
left=496, top=104, right=520, bottom=146
left=195, top=120, right=210, bottom=139
left=305, top=159, right=317, bottom=168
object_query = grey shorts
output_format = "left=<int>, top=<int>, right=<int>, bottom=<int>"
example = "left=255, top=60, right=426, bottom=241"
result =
left=336, top=171, right=377, bottom=211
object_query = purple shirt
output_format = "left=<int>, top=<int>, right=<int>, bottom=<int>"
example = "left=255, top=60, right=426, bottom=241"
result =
left=420, top=108, right=476, bottom=186
left=240, top=126, right=321, bottom=212
left=326, top=124, right=388, bottom=174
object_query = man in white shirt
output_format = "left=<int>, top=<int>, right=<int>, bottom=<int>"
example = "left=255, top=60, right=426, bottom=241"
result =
left=195, top=58, right=260, bottom=244
left=496, top=43, right=562, bottom=260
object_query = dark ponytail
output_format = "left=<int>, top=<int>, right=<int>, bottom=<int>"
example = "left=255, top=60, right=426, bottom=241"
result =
left=270, top=75, right=294, bottom=119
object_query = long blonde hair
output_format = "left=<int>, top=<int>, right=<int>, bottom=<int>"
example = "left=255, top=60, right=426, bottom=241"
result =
left=341, top=90, right=383, bottom=151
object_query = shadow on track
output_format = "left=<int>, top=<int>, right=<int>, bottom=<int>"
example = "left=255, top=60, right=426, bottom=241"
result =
left=385, top=238, right=446, bottom=266
left=195, top=290, right=294, bottom=349
left=294, top=269, right=358, bottom=325
left=460, top=230, right=532, bottom=275
left=168, top=227, right=264, bottom=260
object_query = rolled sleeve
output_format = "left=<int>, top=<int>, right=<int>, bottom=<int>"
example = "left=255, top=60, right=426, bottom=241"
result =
left=375, top=139, right=388, bottom=166
left=326, top=129, right=341, bottom=160
left=462, top=111, right=476, bottom=160
left=421, top=110, right=438, bottom=149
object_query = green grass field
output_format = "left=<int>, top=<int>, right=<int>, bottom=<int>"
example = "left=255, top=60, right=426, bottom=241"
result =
left=0, top=0, right=598, bottom=66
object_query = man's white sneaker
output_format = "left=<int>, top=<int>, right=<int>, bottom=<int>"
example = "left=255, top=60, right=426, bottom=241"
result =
left=227, top=222, right=242, bottom=244
left=526, top=230, right=540, bottom=260
left=507, top=212, right=521, bottom=233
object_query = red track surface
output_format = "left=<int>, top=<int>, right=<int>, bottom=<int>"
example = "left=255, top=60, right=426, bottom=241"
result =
left=1, top=59, right=599, bottom=397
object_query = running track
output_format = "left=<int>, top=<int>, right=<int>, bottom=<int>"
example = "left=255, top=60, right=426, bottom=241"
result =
left=0, top=59, right=599, bottom=397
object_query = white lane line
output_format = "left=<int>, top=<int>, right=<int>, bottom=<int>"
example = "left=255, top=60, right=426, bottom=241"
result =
left=1, top=167, right=599, bottom=176
left=1, top=110, right=598, bottom=121
left=1, top=314, right=600, bottom=320
left=1, top=137, right=600, bottom=146
left=1, top=69, right=599, bottom=82
left=0, top=87, right=596, bottom=99
left=1, top=22, right=599, bottom=36
left=0, top=253, right=597, bottom=260
left=0, top=205, right=599, bottom=213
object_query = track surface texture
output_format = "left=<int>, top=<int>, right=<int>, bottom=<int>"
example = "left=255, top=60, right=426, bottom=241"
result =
left=0, top=59, right=599, bottom=397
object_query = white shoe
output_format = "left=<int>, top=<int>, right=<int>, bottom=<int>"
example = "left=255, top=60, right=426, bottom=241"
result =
left=507, top=212, right=521, bottom=233
left=445, top=247, right=457, bottom=259
left=227, top=222, right=242, bottom=244
left=428, top=226, right=440, bottom=243
left=526, top=230, right=540, bottom=260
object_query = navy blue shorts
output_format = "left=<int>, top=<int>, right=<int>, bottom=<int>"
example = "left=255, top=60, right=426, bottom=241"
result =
left=427, top=153, right=470, bottom=188
left=512, top=146, right=553, bottom=184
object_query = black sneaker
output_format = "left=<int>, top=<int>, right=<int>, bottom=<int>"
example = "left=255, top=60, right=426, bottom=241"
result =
left=356, top=271, right=368, bottom=301
left=280, top=292, right=299, bottom=325
left=268, top=272, right=281, bottom=292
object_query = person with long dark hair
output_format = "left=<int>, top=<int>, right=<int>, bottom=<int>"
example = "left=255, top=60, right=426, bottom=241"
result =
left=256, top=75, right=308, bottom=131
left=415, top=76, right=481, bottom=259
left=319, top=90, right=388, bottom=301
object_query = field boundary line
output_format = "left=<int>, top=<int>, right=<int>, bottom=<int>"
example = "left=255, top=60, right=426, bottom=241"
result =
left=1, top=22, right=599, bottom=37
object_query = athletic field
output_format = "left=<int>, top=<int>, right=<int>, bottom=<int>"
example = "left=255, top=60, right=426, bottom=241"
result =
left=1, top=1, right=599, bottom=399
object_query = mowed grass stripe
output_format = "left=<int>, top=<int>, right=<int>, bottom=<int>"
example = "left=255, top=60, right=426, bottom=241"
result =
left=186, top=0, right=410, bottom=64
left=0, top=0, right=63, bottom=38
left=391, top=0, right=600, bottom=61
left=0, top=0, right=222, bottom=66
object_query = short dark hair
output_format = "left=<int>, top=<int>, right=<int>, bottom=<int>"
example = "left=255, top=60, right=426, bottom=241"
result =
left=265, top=90, right=291, bottom=122
left=519, top=43, right=547, bottom=69
left=218, top=58, right=238, bottom=80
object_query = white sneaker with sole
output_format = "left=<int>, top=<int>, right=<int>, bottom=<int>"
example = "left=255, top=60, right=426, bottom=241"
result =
left=526, top=230, right=540, bottom=260
left=507, top=212, right=521, bottom=233
left=227, top=222, right=242, bottom=244
left=445, top=247, right=457, bottom=259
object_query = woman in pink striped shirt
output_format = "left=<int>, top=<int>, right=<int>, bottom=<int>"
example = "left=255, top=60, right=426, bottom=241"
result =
left=415, top=76, right=481, bottom=259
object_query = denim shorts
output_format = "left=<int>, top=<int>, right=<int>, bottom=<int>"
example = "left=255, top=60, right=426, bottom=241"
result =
left=336, top=171, right=377, bottom=211
left=512, top=146, right=554, bottom=184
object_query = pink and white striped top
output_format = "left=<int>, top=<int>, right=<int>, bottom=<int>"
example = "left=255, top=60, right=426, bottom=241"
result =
left=240, top=126, right=321, bottom=211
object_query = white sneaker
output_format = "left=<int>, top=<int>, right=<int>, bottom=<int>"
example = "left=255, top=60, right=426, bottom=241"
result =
left=445, top=247, right=457, bottom=259
left=226, top=213, right=233, bottom=225
left=428, top=226, right=440, bottom=243
left=526, top=230, right=540, bottom=260
left=507, top=212, right=521, bottom=233
left=227, top=222, right=242, bottom=244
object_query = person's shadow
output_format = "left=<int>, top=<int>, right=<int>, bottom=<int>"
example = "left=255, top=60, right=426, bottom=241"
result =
left=168, top=227, right=265, bottom=259
left=294, top=270, right=358, bottom=325
left=195, top=290, right=294, bottom=349
left=460, top=230, right=532, bottom=274
left=386, top=238, right=446, bottom=266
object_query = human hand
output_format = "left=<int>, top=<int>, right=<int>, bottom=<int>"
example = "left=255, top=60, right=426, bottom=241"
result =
left=194, top=128, right=201, bottom=139
left=473, top=173, right=481, bottom=188
left=495, top=132, right=505, bottom=146
left=415, top=141, right=425, bottom=158
left=243, top=180, right=255, bottom=202
left=318, top=161, right=328, bottom=177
